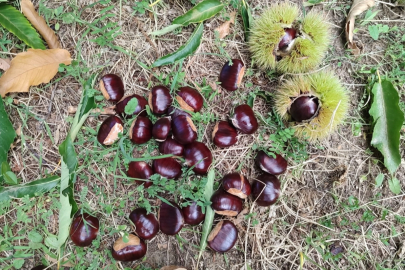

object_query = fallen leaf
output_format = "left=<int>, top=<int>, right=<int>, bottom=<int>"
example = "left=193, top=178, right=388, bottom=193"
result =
left=345, top=0, right=375, bottom=55
left=21, top=0, right=61, bottom=49
left=0, top=58, right=11, bottom=71
left=0, top=49, right=71, bottom=97
left=214, top=11, right=236, bottom=39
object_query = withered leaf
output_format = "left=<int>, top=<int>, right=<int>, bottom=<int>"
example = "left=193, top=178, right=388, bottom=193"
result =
left=215, top=11, right=236, bottom=39
left=0, top=58, right=11, bottom=71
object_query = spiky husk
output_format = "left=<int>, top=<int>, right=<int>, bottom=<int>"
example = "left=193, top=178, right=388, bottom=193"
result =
left=249, top=3, right=330, bottom=73
left=274, top=71, right=349, bottom=141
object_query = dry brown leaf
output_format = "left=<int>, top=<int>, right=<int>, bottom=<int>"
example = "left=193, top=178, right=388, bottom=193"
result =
left=0, top=49, right=71, bottom=97
left=21, top=0, right=61, bottom=49
left=215, top=11, right=236, bottom=39
left=0, top=58, right=11, bottom=71
left=345, top=0, right=375, bottom=55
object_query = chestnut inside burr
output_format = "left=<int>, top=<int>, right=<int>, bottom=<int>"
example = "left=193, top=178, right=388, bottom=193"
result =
left=289, top=95, right=320, bottom=122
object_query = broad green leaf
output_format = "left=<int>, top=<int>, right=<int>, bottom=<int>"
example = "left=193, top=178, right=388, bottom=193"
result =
left=375, top=173, right=384, bottom=188
left=28, top=231, right=43, bottom=243
left=240, top=0, right=253, bottom=41
left=388, top=177, right=401, bottom=194
left=57, top=160, right=72, bottom=249
left=152, top=23, right=204, bottom=67
left=124, top=98, right=138, bottom=115
left=58, top=137, right=77, bottom=173
left=151, top=24, right=182, bottom=36
left=369, top=79, right=404, bottom=174
left=0, top=98, right=15, bottom=181
left=3, top=171, right=18, bottom=185
left=0, top=4, right=45, bottom=49
left=78, top=75, right=97, bottom=120
left=368, top=25, right=379, bottom=40
left=0, top=176, right=59, bottom=202
left=172, top=0, right=224, bottom=26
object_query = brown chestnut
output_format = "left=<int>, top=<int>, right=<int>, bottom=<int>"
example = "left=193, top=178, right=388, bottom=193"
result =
left=289, top=96, right=319, bottom=122
left=127, top=161, right=153, bottom=188
left=97, top=116, right=124, bottom=146
left=152, top=157, right=182, bottom=179
left=69, top=213, right=99, bottom=247
left=176, top=87, right=204, bottom=112
left=159, top=137, right=184, bottom=156
left=129, top=116, right=153, bottom=144
left=167, top=106, right=191, bottom=118
left=112, top=234, right=147, bottom=261
left=152, top=117, right=171, bottom=142
left=210, top=189, right=243, bottom=216
left=184, top=142, right=212, bottom=175
left=230, top=104, right=258, bottom=134
left=31, top=265, right=46, bottom=270
left=115, top=94, right=148, bottom=117
left=99, top=74, right=125, bottom=102
left=129, top=208, right=159, bottom=240
left=159, top=201, right=184, bottom=235
left=252, top=174, right=281, bottom=207
left=222, top=173, right=251, bottom=199
left=207, top=220, right=238, bottom=253
left=181, top=201, right=205, bottom=226
left=171, top=115, right=197, bottom=145
left=278, top=28, right=297, bottom=54
left=148, top=85, right=172, bottom=115
left=212, top=121, right=238, bottom=148
left=255, top=150, right=287, bottom=175
left=219, top=59, right=245, bottom=91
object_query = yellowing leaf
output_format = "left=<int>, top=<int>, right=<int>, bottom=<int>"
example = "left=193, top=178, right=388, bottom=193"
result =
left=0, top=49, right=71, bottom=97
left=215, top=11, right=236, bottom=39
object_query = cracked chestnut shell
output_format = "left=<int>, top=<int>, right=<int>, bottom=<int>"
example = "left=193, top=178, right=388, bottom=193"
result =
left=278, top=28, right=297, bottom=54
left=184, top=142, right=212, bottom=175
left=252, top=174, right=281, bottom=207
left=212, top=121, right=238, bottom=148
left=289, top=96, right=319, bottom=122
left=99, top=74, right=125, bottom=102
left=152, top=157, right=182, bottom=179
left=219, top=59, right=245, bottom=91
left=152, top=117, right=171, bottom=142
left=112, top=234, right=147, bottom=261
left=129, top=208, right=159, bottom=240
left=129, top=116, right=153, bottom=144
left=230, top=104, right=258, bottom=134
left=148, top=85, right=172, bottom=115
left=159, top=201, right=184, bottom=235
left=159, top=137, right=184, bottom=157
left=115, top=94, right=148, bottom=117
left=182, top=201, right=205, bottom=226
left=207, top=220, right=238, bottom=253
left=211, top=189, right=243, bottom=216
left=176, top=87, right=204, bottom=112
left=222, top=173, right=251, bottom=199
left=172, top=115, right=197, bottom=145
left=127, top=161, right=153, bottom=188
left=256, top=150, right=287, bottom=175
left=97, top=116, right=124, bottom=146
left=69, top=213, right=99, bottom=247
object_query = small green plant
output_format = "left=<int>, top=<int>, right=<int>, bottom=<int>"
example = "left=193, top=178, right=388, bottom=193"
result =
left=132, top=0, right=150, bottom=15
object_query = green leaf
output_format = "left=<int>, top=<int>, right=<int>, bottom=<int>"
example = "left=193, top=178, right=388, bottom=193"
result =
left=375, top=173, right=384, bottom=188
left=388, top=177, right=401, bottom=194
left=368, top=25, right=380, bottom=40
left=3, top=171, right=18, bottom=185
left=28, top=231, right=43, bottom=243
left=124, top=98, right=138, bottom=115
left=58, top=137, right=77, bottom=173
left=0, top=4, right=45, bottom=49
left=57, top=160, right=72, bottom=249
left=0, top=176, right=59, bottom=202
left=0, top=98, right=15, bottom=181
left=240, top=0, right=253, bottom=41
left=152, top=23, right=204, bottom=67
left=151, top=24, right=182, bottom=36
left=172, top=0, right=224, bottom=26
left=369, top=78, right=404, bottom=174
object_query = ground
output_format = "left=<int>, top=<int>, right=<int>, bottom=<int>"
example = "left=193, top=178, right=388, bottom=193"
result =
left=1, top=0, right=405, bottom=269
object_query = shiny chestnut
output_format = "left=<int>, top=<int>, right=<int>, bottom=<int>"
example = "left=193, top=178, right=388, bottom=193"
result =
left=152, top=157, right=182, bottom=179
left=99, top=74, right=124, bottom=102
left=159, top=137, right=184, bottom=156
left=207, top=220, right=238, bottom=253
left=97, top=116, right=123, bottom=146
left=69, top=213, right=99, bottom=247
left=211, top=189, right=243, bottom=216
left=184, top=142, right=212, bottom=175
left=230, top=104, right=258, bottom=134
left=152, top=117, right=171, bottom=142
left=256, top=150, right=287, bottom=175
left=212, top=121, right=238, bottom=148
left=252, top=174, right=281, bottom=206
left=278, top=28, right=297, bottom=54
left=127, top=161, right=153, bottom=188
left=219, top=59, right=245, bottom=91
left=181, top=201, right=205, bottom=225
left=112, top=234, right=147, bottom=261
left=176, top=87, right=204, bottom=112
left=129, top=116, right=153, bottom=144
left=172, top=115, right=197, bottom=145
left=148, top=85, right=172, bottom=115
left=159, top=201, right=184, bottom=235
left=129, top=208, right=159, bottom=240
left=222, top=173, right=251, bottom=199
left=167, top=106, right=191, bottom=118
left=289, top=96, right=319, bottom=122
left=115, top=94, right=148, bottom=117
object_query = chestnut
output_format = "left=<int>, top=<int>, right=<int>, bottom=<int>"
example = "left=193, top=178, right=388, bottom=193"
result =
left=115, top=94, right=148, bottom=117
left=176, top=87, right=204, bottom=112
left=69, top=213, right=99, bottom=247
left=127, top=161, right=153, bottom=188
left=99, top=74, right=124, bottom=102
left=184, top=142, right=212, bottom=175
left=230, top=104, right=258, bottom=134
left=278, top=28, right=297, bottom=54
left=167, top=106, right=191, bottom=118
left=112, top=234, right=147, bottom=261
left=171, top=115, right=197, bottom=145
left=148, top=85, right=172, bottom=115
left=210, top=189, right=243, bottom=216
left=159, top=137, right=184, bottom=156
left=129, top=116, right=153, bottom=144
left=252, top=174, right=281, bottom=207
left=222, top=173, right=251, bottom=199
left=207, top=220, right=238, bottom=253
left=159, top=201, right=184, bottom=235
left=152, top=117, right=171, bottom=142
left=256, top=150, right=287, bottom=175
left=152, top=157, right=182, bottom=179
left=181, top=201, right=205, bottom=226
left=129, top=208, right=159, bottom=240
left=212, top=121, right=238, bottom=148
left=97, top=116, right=124, bottom=146
left=219, top=59, right=245, bottom=91
left=289, top=96, right=319, bottom=122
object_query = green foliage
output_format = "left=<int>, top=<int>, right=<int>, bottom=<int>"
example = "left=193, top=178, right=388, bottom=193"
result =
left=240, top=0, right=253, bottom=41
left=388, top=177, right=401, bottom=194
left=124, top=98, right=139, bottom=115
left=172, top=0, right=224, bottom=26
left=132, top=0, right=149, bottom=15
left=368, top=24, right=389, bottom=40
left=0, top=98, right=16, bottom=182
